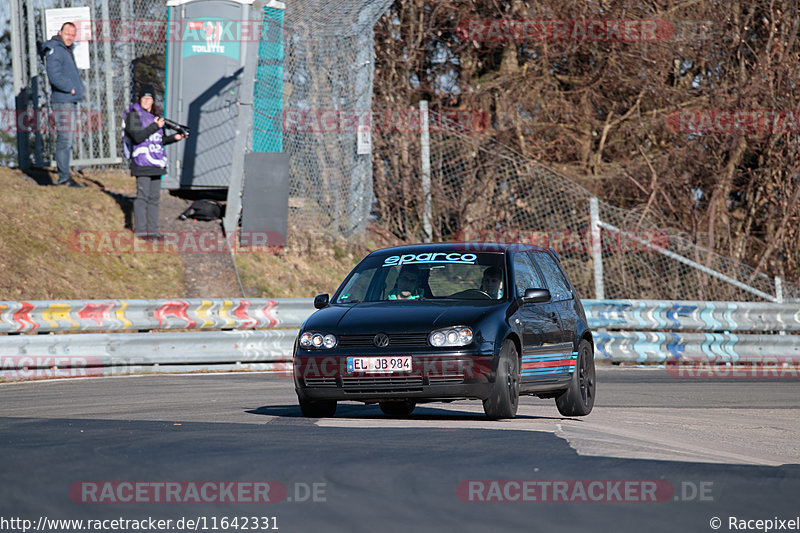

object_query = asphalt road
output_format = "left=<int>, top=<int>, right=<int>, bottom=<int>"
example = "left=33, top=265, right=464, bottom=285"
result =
left=1, top=367, right=798, bottom=533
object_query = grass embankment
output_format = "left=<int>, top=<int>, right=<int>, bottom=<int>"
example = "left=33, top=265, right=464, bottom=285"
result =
left=1, top=166, right=404, bottom=300
left=0, top=166, right=183, bottom=299
left=234, top=222, right=406, bottom=297
left=236, top=235, right=371, bottom=298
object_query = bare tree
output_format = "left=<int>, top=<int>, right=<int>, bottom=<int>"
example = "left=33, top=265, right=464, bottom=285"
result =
left=372, top=0, right=800, bottom=287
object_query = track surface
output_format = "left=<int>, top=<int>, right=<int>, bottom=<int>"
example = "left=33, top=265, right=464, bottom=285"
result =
left=1, top=367, right=798, bottom=533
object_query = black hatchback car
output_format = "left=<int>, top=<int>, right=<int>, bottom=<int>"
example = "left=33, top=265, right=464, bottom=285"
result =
left=293, top=243, right=595, bottom=419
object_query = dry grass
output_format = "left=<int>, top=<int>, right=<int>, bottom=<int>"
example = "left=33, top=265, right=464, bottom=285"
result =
left=1, top=166, right=409, bottom=300
left=0, top=166, right=184, bottom=299
left=236, top=229, right=366, bottom=298
left=234, top=225, right=408, bottom=298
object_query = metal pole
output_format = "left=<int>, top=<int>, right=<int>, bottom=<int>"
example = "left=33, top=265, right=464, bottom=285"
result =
left=9, top=0, right=25, bottom=99
left=590, top=197, right=605, bottom=300
left=223, top=4, right=260, bottom=237
left=27, top=1, right=44, bottom=166
left=121, top=0, right=131, bottom=109
left=101, top=0, right=116, bottom=159
left=10, top=0, right=30, bottom=170
left=420, top=100, right=432, bottom=243
left=776, top=276, right=785, bottom=335
left=348, top=6, right=373, bottom=236
left=88, top=26, right=100, bottom=160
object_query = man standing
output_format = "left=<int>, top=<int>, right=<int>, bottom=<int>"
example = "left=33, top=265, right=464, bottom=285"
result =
left=42, top=22, right=84, bottom=187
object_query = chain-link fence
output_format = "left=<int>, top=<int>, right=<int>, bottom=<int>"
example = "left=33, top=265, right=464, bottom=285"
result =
left=251, top=0, right=393, bottom=237
left=596, top=202, right=794, bottom=302
left=9, top=0, right=168, bottom=169
left=7, top=1, right=798, bottom=301
left=378, top=111, right=800, bottom=302
left=10, top=0, right=390, bottom=238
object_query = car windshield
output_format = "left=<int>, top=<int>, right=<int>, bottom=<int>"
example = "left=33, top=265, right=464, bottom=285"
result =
left=333, top=251, right=506, bottom=303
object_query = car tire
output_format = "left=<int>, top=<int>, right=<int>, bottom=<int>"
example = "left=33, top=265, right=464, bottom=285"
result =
left=299, top=399, right=337, bottom=418
left=483, top=340, right=520, bottom=419
left=379, top=401, right=416, bottom=417
left=555, top=339, right=596, bottom=417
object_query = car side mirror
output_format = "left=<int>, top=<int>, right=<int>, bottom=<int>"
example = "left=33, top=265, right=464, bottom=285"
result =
left=313, top=294, right=329, bottom=309
left=522, top=288, right=551, bottom=304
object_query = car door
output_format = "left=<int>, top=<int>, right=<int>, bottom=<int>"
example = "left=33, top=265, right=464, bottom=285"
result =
left=528, top=251, right=579, bottom=377
left=511, top=252, right=565, bottom=384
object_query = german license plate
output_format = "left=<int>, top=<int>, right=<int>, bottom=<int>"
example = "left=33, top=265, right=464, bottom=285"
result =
left=347, top=356, right=412, bottom=373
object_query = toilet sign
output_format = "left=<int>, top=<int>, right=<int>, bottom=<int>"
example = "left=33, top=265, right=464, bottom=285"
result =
left=181, top=18, right=241, bottom=60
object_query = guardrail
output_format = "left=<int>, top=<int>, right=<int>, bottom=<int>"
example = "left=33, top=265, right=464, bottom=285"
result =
left=0, top=298, right=313, bottom=333
left=1, top=298, right=798, bottom=377
left=0, top=298, right=306, bottom=378
left=584, top=300, right=800, bottom=332
left=585, top=299, right=800, bottom=363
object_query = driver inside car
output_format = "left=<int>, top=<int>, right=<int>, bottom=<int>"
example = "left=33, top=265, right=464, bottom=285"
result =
left=388, top=265, right=425, bottom=300
left=480, top=266, right=504, bottom=299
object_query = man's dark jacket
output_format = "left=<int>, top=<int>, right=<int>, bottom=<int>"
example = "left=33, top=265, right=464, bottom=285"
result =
left=42, top=35, right=85, bottom=103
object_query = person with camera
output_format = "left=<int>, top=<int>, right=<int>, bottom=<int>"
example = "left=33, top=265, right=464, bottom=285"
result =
left=122, top=84, right=186, bottom=239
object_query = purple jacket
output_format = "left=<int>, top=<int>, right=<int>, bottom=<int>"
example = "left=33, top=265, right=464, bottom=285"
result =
left=123, top=103, right=179, bottom=176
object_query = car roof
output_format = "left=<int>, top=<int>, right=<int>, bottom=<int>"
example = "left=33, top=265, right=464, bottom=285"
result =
left=367, top=242, right=551, bottom=256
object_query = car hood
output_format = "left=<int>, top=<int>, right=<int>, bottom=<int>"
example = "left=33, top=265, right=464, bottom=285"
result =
left=304, top=301, right=499, bottom=333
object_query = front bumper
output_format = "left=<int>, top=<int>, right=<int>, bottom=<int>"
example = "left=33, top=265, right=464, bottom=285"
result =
left=293, top=350, right=495, bottom=402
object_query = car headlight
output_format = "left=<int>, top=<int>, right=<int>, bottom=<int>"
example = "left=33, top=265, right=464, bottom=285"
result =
left=299, top=332, right=337, bottom=349
left=429, top=326, right=473, bottom=347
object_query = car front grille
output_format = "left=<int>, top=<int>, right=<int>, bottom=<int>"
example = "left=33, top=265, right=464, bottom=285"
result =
left=427, top=375, right=465, bottom=385
left=341, top=376, right=424, bottom=393
left=337, top=333, right=429, bottom=348
left=303, top=377, right=337, bottom=387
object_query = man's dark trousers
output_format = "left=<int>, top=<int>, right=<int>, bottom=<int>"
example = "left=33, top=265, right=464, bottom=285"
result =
left=53, top=101, right=77, bottom=184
